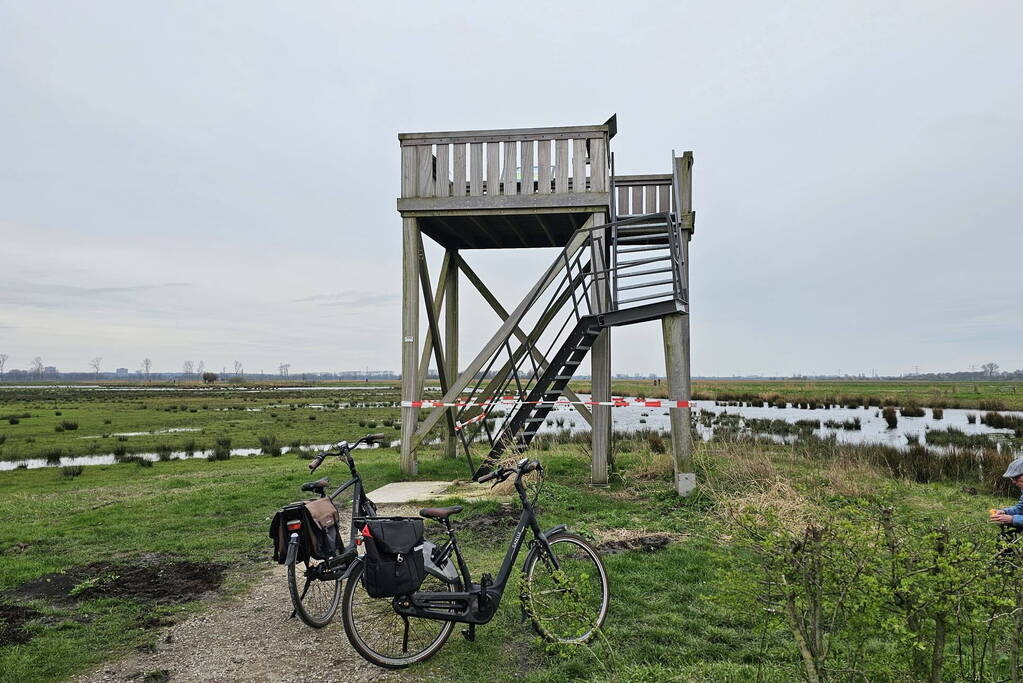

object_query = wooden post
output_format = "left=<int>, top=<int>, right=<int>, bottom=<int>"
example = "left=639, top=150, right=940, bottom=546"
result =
left=445, top=249, right=459, bottom=458
left=662, top=314, right=693, bottom=494
left=400, top=216, right=420, bottom=475
left=665, top=151, right=694, bottom=495
left=589, top=212, right=611, bottom=485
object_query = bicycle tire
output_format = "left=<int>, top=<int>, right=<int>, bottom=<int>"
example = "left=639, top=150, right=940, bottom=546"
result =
left=521, top=532, right=609, bottom=643
left=288, top=558, right=341, bottom=628
left=340, top=561, right=456, bottom=668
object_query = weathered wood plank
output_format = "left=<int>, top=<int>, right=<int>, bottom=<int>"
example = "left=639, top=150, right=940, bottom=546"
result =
left=398, top=123, right=611, bottom=144
left=658, top=184, right=670, bottom=213
left=469, top=143, right=483, bottom=196
left=537, top=140, right=551, bottom=194
left=434, top=144, right=450, bottom=198
left=617, top=186, right=629, bottom=216
left=631, top=186, right=644, bottom=215
left=572, top=138, right=587, bottom=192
left=589, top=137, right=607, bottom=193
left=416, top=145, right=435, bottom=198
left=416, top=253, right=450, bottom=395
left=486, top=141, right=500, bottom=196
left=401, top=145, right=417, bottom=198
left=400, top=216, right=420, bottom=475
left=452, top=144, right=467, bottom=197
left=520, top=140, right=534, bottom=195
left=644, top=184, right=657, bottom=213
left=397, top=191, right=610, bottom=213
left=662, top=313, right=693, bottom=495
left=503, top=141, right=517, bottom=195
left=554, top=139, right=569, bottom=194
left=445, top=250, right=459, bottom=458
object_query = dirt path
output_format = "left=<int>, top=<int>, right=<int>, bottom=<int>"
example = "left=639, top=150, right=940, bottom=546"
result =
left=77, top=504, right=421, bottom=683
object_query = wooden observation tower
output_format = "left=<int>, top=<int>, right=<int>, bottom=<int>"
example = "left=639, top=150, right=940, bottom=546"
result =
left=396, top=116, right=696, bottom=494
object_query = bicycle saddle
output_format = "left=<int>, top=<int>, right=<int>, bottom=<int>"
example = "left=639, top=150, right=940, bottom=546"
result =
left=301, top=477, right=329, bottom=492
left=419, top=505, right=463, bottom=520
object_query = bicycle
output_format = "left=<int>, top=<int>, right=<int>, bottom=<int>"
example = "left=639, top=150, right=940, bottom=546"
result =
left=282, top=433, right=383, bottom=628
left=339, top=457, right=610, bottom=668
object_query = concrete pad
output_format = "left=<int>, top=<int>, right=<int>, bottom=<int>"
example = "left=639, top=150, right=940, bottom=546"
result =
left=366, top=480, right=454, bottom=504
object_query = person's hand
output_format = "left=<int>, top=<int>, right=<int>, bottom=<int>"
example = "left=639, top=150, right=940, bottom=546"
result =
left=991, top=512, right=1014, bottom=525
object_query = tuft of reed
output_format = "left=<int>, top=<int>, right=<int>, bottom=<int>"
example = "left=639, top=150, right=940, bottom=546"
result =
left=208, top=437, right=231, bottom=461
left=155, top=444, right=173, bottom=461
left=932, top=407, right=944, bottom=420
left=259, top=434, right=282, bottom=457
left=43, top=449, right=63, bottom=464
left=60, top=465, right=84, bottom=479
left=882, top=407, right=898, bottom=429
left=900, top=404, right=925, bottom=418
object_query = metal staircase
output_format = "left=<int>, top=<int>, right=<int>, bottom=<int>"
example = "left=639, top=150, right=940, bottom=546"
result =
left=458, top=167, right=690, bottom=480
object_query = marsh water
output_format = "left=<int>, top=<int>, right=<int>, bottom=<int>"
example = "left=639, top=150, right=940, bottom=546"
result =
left=2, top=395, right=1019, bottom=472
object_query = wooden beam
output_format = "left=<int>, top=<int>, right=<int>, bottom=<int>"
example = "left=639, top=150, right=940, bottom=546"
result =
left=417, top=235, right=458, bottom=444
left=588, top=212, right=611, bottom=485
left=410, top=219, right=594, bottom=450
left=496, top=215, right=530, bottom=248
left=532, top=213, right=557, bottom=247
left=416, top=252, right=450, bottom=393
left=397, top=191, right=610, bottom=214
left=400, top=217, right=420, bottom=475
left=457, top=256, right=593, bottom=426
left=445, top=250, right=459, bottom=459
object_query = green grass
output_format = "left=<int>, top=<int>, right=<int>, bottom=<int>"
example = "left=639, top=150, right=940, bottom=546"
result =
left=0, top=386, right=402, bottom=462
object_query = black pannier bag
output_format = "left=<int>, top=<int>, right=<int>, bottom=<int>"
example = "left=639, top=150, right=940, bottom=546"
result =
left=269, top=498, right=341, bottom=564
left=361, top=518, right=426, bottom=598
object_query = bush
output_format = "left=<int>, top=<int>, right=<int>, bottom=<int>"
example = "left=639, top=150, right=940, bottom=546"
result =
left=8, top=417, right=19, bottom=425
left=155, top=444, right=173, bottom=461
left=259, top=434, right=282, bottom=457
left=43, top=449, right=63, bottom=464
left=60, top=465, right=83, bottom=479
left=932, top=407, right=943, bottom=420
left=207, top=437, right=232, bottom=461
left=59, top=420, right=78, bottom=431
left=882, top=407, right=898, bottom=429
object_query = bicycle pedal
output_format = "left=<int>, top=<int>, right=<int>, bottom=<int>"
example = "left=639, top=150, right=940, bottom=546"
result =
left=461, top=624, right=476, bottom=642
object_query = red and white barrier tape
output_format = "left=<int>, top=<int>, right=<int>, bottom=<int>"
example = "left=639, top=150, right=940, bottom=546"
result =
left=400, top=395, right=691, bottom=431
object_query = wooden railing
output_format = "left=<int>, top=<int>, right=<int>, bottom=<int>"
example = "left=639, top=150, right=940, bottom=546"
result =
left=613, top=174, right=673, bottom=217
left=398, top=123, right=612, bottom=210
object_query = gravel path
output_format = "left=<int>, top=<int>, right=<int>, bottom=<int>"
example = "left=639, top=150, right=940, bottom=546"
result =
left=77, top=504, right=421, bottom=683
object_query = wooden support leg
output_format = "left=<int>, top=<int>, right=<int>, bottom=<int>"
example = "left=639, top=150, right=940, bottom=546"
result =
left=589, top=212, right=611, bottom=486
left=662, top=313, right=694, bottom=495
left=445, top=250, right=459, bottom=459
left=400, top=217, right=420, bottom=476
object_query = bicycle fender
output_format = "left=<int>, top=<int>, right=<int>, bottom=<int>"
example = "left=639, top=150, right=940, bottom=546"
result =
left=285, top=534, right=300, bottom=566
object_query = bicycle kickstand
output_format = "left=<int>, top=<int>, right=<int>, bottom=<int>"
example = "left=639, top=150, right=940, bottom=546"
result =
left=461, top=623, right=476, bottom=642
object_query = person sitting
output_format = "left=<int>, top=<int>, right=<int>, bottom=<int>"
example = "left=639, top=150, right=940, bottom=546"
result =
left=990, top=456, right=1023, bottom=527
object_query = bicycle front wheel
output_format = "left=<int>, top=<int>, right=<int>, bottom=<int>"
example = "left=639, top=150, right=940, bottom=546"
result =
left=340, top=562, right=456, bottom=669
left=521, top=532, right=609, bottom=643
left=288, top=558, right=341, bottom=628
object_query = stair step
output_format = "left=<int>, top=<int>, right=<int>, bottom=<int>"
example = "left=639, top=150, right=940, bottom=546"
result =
left=554, top=375, right=573, bottom=380
left=616, top=244, right=670, bottom=255
left=617, top=277, right=676, bottom=292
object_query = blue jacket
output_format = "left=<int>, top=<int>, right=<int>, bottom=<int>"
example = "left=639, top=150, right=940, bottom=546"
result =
left=1004, top=492, right=1023, bottom=527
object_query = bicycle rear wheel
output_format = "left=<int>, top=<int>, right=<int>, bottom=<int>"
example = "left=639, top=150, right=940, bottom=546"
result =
left=288, top=558, right=341, bottom=628
left=521, top=532, right=609, bottom=643
left=340, top=562, right=455, bottom=668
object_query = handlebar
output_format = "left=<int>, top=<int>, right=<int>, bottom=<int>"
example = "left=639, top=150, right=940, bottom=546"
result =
left=307, top=433, right=388, bottom=472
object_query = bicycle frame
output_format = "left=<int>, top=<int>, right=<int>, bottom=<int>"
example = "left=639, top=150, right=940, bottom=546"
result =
left=391, top=474, right=563, bottom=626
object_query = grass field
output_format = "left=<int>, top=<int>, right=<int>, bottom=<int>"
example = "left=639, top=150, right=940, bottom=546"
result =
left=3, top=383, right=1023, bottom=681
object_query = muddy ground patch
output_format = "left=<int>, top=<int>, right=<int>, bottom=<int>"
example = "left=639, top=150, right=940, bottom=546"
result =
left=0, top=603, right=43, bottom=646
left=5, top=553, right=226, bottom=606
left=595, top=532, right=676, bottom=555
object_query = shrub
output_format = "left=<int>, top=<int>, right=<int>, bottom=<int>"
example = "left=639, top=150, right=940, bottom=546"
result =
left=209, top=437, right=232, bottom=461
left=966, top=413, right=977, bottom=424
left=8, top=417, right=19, bottom=425
left=60, top=465, right=83, bottom=479
left=155, top=444, right=173, bottom=461
left=900, top=404, right=925, bottom=418
left=43, top=449, right=63, bottom=464
left=882, top=407, right=898, bottom=429
left=932, top=407, right=943, bottom=420
left=112, top=445, right=128, bottom=458
left=103, top=419, right=112, bottom=424
left=259, top=434, right=282, bottom=457
left=59, top=420, right=78, bottom=431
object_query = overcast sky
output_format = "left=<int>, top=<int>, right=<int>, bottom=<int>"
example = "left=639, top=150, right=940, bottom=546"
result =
left=1, top=1, right=1020, bottom=377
